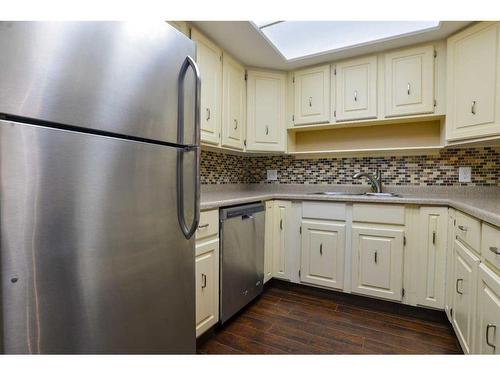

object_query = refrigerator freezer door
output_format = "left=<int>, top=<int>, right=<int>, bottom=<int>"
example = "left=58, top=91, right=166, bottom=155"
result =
left=0, top=120, right=196, bottom=353
left=0, top=22, right=197, bottom=146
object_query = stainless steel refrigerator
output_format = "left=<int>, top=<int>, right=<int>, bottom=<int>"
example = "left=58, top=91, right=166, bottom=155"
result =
left=0, top=22, right=201, bottom=354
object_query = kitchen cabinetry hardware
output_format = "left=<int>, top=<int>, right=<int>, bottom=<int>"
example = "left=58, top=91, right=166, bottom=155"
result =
left=456, top=278, right=464, bottom=295
left=198, top=223, right=209, bottom=229
left=265, top=125, right=269, bottom=135
left=206, top=108, right=211, bottom=121
left=486, top=324, right=497, bottom=349
left=354, top=90, right=358, bottom=102
left=471, top=100, right=477, bottom=115
left=201, top=273, right=207, bottom=289
left=308, top=96, right=312, bottom=107
left=458, top=225, right=468, bottom=232
left=374, top=251, right=378, bottom=264
left=489, top=246, right=500, bottom=255
left=320, top=243, right=323, bottom=255
left=407, top=83, right=411, bottom=95
left=280, top=218, right=283, bottom=230
left=233, top=119, right=238, bottom=130
left=433, top=231, right=436, bottom=245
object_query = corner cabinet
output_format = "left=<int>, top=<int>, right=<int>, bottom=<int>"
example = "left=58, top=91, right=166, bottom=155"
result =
left=222, top=53, right=246, bottom=150
left=293, top=65, right=331, bottom=125
left=246, top=70, right=286, bottom=152
left=446, top=22, right=500, bottom=142
left=335, top=55, right=378, bottom=121
left=385, top=45, right=435, bottom=117
left=351, top=225, right=404, bottom=301
left=415, top=207, right=447, bottom=309
left=191, top=28, right=223, bottom=146
left=300, top=219, right=345, bottom=290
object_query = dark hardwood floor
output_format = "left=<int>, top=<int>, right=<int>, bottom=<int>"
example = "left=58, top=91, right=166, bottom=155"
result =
left=197, top=280, right=463, bottom=354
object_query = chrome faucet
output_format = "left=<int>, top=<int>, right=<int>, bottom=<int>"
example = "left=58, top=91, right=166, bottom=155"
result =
left=353, top=169, right=383, bottom=193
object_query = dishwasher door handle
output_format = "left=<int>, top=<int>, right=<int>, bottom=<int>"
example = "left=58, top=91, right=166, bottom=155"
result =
left=242, top=214, right=254, bottom=220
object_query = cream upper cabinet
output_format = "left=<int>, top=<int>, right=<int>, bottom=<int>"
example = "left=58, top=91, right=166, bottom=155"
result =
left=195, top=238, right=219, bottom=338
left=452, top=239, right=480, bottom=354
left=246, top=70, right=286, bottom=152
left=335, top=55, right=377, bottom=121
left=273, top=200, right=292, bottom=280
left=416, top=207, right=447, bottom=309
left=351, top=225, right=404, bottom=301
left=191, top=28, right=222, bottom=146
left=475, top=263, right=500, bottom=354
left=446, top=22, right=500, bottom=141
left=300, top=219, right=345, bottom=290
left=385, top=45, right=435, bottom=117
left=222, top=54, right=246, bottom=150
left=264, top=201, right=274, bottom=283
left=293, top=65, right=331, bottom=125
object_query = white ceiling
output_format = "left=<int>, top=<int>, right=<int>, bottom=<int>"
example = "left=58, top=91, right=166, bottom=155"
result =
left=191, top=21, right=473, bottom=70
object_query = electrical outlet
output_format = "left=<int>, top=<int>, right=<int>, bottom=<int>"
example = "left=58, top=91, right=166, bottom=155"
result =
left=459, top=166, right=471, bottom=183
left=267, top=169, right=278, bottom=181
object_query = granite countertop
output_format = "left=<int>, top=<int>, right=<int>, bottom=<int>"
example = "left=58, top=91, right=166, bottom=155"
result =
left=200, top=184, right=500, bottom=227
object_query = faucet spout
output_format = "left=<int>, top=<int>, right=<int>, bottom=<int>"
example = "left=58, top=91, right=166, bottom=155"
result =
left=353, top=169, right=383, bottom=193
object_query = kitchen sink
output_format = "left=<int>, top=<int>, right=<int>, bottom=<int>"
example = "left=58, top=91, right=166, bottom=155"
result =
left=311, top=191, right=400, bottom=197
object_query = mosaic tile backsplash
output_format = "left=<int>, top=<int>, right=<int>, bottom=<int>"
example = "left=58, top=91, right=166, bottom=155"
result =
left=200, top=147, right=500, bottom=186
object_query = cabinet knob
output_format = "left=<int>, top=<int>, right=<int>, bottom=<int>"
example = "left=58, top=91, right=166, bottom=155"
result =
left=489, top=246, right=500, bottom=255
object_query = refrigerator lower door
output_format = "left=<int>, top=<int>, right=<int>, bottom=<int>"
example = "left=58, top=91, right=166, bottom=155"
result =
left=0, top=120, right=196, bottom=353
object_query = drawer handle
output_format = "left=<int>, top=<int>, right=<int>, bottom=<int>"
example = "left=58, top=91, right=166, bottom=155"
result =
left=489, top=246, right=500, bottom=255
left=432, top=231, right=436, bottom=245
left=206, top=107, right=211, bottom=121
left=242, top=214, right=254, bottom=220
left=280, top=219, right=283, bottom=231
left=456, top=278, right=463, bottom=295
left=471, top=101, right=476, bottom=115
left=319, top=243, right=323, bottom=255
left=486, top=324, right=496, bottom=349
left=234, top=119, right=238, bottom=130
left=374, top=251, right=378, bottom=264
left=198, top=223, right=209, bottom=229
left=201, top=273, right=207, bottom=289
left=457, top=225, right=468, bottom=232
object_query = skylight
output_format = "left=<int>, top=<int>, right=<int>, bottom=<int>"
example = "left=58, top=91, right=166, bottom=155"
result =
left=253, top=21, right=441, bottom=61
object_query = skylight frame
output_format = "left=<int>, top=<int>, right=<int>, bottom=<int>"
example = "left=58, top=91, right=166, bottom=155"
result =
left=251, top=21, right=442, bottom=62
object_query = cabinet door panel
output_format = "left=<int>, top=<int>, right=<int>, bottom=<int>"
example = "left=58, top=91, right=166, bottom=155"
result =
left=336, top=56, right=377, bottom=121
left=351, top=226, right=404, bottom=301
left=452, top=239, right=479, bottom=354
left=191, top=29, right=222, bottom=146
left=447, top=22, right=500, bottom=141
left=385, top=45, right=435, bottom=117
left=293, top=65, right=330, bottom=125
left=416, top=207, right=447, bottom=309
left=445, top=209, right=456, bottom=320
left=222, top=55, right=245, bottom=150
left=301, top=220, right=345, bottom=290
left=264, top=201, right=274, bottom=283
left=273, top=201, right=292, bottom=280
left=475, top=264, right=500, bottom=354
left=195, top=239, right=219, bottom=337
left=246, top=71, right=286, bottom=151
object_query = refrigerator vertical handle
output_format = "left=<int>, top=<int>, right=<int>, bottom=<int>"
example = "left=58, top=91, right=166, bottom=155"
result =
left=177, top=55, right=201, bottom=239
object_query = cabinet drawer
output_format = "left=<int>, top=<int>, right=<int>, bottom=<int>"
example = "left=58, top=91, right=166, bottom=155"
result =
left=302, top=201, right=346, bottom=221
left=482, top=223, right=500, bottom=270
left=455, top=211, right=481, bottom=252
left=196, top=209, right=219, bottom=241
left=353, top=204, right=405, bottom=225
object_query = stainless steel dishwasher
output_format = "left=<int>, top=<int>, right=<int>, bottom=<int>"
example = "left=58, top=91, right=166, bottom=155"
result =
left=219, top=203, right=265, bottom=323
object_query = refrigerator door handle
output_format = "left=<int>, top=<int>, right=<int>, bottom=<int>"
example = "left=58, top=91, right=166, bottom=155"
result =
left=177, top=55, right=201, bottom=239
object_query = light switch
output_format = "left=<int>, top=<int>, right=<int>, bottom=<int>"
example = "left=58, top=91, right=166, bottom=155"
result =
left=458, top=167, right=471, bottom=183
left=267, top=169, right=278, bottom=181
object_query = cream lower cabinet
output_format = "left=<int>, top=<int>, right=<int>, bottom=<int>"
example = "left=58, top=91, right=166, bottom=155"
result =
left=445, top=209, right=456, bottom=320
left=195, top=209, right=220, bottom=338
left=264, top=201, right=274, bottom=283
left=452, top=239, right=480, bottom=354
left=300, top=219, right=345, bottom=290
left=272, top=200, right=292, bottom=280
left=475, top=263, right=500, bottom=354
left=351, top=225, right=404, bottom=301
left=415, top=207, right=448, bottom=309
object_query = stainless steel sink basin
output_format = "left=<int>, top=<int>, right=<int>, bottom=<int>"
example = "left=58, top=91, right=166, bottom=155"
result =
left=311, top=191, right=400, bottom=197
left=311, top=192, right=365, bottom=196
